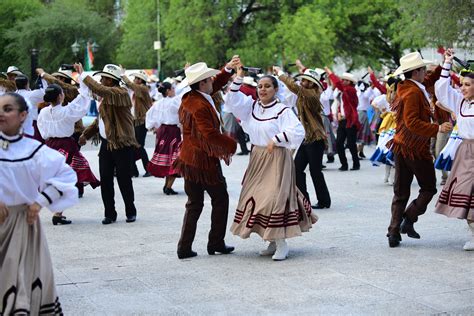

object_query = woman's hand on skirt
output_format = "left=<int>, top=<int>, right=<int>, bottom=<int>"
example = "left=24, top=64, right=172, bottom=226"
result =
left=27, top=203, right=41, bottom=225
left=0, top=202, right=9, bottom=224
left=267, top=141, right=275, bottom=153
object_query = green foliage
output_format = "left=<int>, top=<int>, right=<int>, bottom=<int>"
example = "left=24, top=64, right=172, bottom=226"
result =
left=395, top=0, right=473, bottom=50
left=0, top=0, right=42, bottom=72
left=5, top=0, right=120, bottom=75
left=269, top=5, right=336, bottom=67
left=116, top=0, right=157, bottom=68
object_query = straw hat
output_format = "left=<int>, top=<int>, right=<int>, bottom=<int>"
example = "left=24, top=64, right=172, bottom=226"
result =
left=242, top=76, right=257, bottom=87
left=184, top=62, right=220, bottom=86
left=148, top=74, right=159, bottom=83
left=131, top=70, right=149, bottom=83
left=340, top=72, right=357, bottom=84
left=51, top=68, right=76, bottom=83
left=6, top=66, right=23, bottom=76
left=93, top=64, right=122, bottom=81
left=295, top=69, right=323, bottom=89
left=394, top=52, right=434, bottom=76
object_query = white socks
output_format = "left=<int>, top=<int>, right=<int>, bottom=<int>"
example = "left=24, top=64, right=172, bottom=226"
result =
left=259, top=241, right=276, bottom=256
left=463, top=222, right=474, bottom=251
left=272, top=239, right=289, bottom=261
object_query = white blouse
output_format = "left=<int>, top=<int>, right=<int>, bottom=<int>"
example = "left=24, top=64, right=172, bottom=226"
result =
left=16, top=78, right=48, bottom=121
left=320, top=86, right=333, bottom=116
left=224, top=77, right=305, bottom=149
left=146, top=96, right=181, bottom=129
left=37, top=73, right=90, bottom=139
left=0, top=133, right=78, bottom=211
left=357, top=87, right=374, bottom=111
left=435, top=62, right=474, bottom=140
left=371, top=94, right=389, bottom=112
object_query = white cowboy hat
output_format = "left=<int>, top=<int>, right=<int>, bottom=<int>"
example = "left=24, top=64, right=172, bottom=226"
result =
left=163, top=77, right=174, bottom=84
left=174, top=75, right=183, bottom=83
left=6, top=66, right=23, bottom=76
left=394, top=52, right=434, bottom=76
left=295, top=69, right=323, bottom=89
left=51, top=68, right=77, bottom=83
left=184, top=62, right=220, bottom=86
left=93, top=64, right=122, bottom=81
left=340, top=72, right=357, bottom=84
left=148, top=74, right=159, bottom=83
left=242, top=76, right=257, bottom=87
left=131, top=70, right=149, bottom=83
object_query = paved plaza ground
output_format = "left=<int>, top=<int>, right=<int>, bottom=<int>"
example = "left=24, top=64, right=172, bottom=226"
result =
left=41, top=137, right=473, bottom=315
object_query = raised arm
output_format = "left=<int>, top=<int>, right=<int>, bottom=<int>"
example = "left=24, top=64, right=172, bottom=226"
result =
left=434, top=51, right=463, bottom=114
left=83, top=76, right=127, bottom=100
left=223, top=76, right=254, bottom=122
left=368, top=66, right=387, bottom=94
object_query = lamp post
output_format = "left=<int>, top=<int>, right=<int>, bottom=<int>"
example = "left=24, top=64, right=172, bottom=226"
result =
left=70, top=40, right=100, bottom=65
left=155, top=0, right=161, bottom=79
left=30, top=48, right=39, bottom=89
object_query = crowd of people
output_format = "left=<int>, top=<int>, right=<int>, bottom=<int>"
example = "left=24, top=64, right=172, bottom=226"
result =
left=0, top=47, right=472, bottom=313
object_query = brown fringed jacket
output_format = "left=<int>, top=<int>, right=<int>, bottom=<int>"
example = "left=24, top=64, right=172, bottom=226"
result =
left=81, top=76, right=138, bottom=150
left=173, top=68, right=236, bottom=185
left=121, top=75, right=153, bottom=126
left=278, top=74, right=327, bottom=144
left=387, top=66, right=441, bottom=160
left=42, top=73, right=84, bottom=134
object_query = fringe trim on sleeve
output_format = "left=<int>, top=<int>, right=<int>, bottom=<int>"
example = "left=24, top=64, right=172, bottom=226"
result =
left=387, top=96, right=432, bottom=160
left=180, top=109, right=236, bottom=159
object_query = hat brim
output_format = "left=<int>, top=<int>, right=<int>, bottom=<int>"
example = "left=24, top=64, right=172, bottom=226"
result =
left=295, top=74, right=323, bottom=89
left=51, top=72, right=77, bottom=83
left=340, top=76, right=357, bottom=84
left=186, top=69, right=220, bottom=86
left=93, top=71, right=121, bottom=82
left=7, top=70, right=23, bottom=76
left=394, top=59, right=434, bottom=76
left=131, top=73, right=148, bottom=83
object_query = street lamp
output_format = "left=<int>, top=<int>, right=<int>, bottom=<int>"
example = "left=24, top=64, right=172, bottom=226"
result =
left=70, top=40, right=100, bottom=58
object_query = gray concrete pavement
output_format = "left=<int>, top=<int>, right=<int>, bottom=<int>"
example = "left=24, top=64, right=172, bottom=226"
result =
left=42, top=138, right=473, bottom=315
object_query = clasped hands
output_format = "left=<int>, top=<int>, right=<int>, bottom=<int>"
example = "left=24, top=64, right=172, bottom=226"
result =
left=0, top=202, right=41, bottom=225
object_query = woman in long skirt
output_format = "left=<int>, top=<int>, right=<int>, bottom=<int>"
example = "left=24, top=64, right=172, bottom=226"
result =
left=0, top=92, right=78, bottom=314
left=146, top=82, right=184, bottom=195
left=434, top=50, right=474, bottom=251
left=37, top=64, right=100, bottom=225
left=224, top=65, right=317, bottom=261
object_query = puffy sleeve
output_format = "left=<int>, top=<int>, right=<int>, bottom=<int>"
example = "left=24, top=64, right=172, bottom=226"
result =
left=435, top=62, right=463, bottom=115
left=224, top=77, right=254, bottom=122
left=64, top=73, right=92, bottom=121
left=272, top=107, right=305, bottom=149
left=34, top=147, right=78, bottom=212
left=145, top=100, right=162, bottom=129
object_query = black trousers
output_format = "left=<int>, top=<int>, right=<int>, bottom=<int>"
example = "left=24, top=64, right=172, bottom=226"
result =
left=99, top=139, right=137, bottom=220
left=295, top=139, right=331, bottom=206
left=388, top=154, right=437, bottom=237
left=178, top=166, right=229, bottom=252
left=236, top=125, right=249, bottom=153
left=336, top=119, right=359, bottom=168
left=134, top=124, right=150, bottom=171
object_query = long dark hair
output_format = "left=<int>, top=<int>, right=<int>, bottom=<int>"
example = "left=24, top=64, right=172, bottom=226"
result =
left=43, top=84, right=63, bottom=103
left=158, top=82, right=172, bottom=97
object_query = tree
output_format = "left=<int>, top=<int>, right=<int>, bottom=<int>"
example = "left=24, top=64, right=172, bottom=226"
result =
left=116, top=0, right=157, bottom=68
left=0, top=0, right=42, bottom=72
left=5, top=0, right=120, bottom=74
left=395, top=0, right=473, bottom=51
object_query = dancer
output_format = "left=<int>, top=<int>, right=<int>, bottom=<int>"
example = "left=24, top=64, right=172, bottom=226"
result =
left=37, top=63, right=100, bottom=225
left=121, top=70, right=153, bottom=177
left=386, top=52, right=449, bottom=247
left=275, top=65, right=331, bottom=210
left=79, top=64, right=138, bottom=225
left=225, top=64, right=317, bottom=261
left=175, top=57, right=239, bottom=259
left=146, top=81, right=183, bottom=195
left=434, top=49, right=474, bottom=251
left=324, top=67, right=361, bottom=171
left=0, top=92, right=78, bottom=314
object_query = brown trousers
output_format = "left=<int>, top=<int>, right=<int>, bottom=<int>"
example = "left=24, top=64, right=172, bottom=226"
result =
left=177, top=173, right=229, bottom=252
left=388, top=154, right=437, bottom=237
